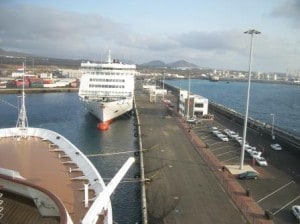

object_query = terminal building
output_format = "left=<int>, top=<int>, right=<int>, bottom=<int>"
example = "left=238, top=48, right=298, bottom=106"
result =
left=179, top=90, right=208, bottom=118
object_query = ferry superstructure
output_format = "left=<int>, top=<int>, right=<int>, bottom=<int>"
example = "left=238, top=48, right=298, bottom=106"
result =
left=79, top=52, right=136, bottom=130
left=0, top=75, right=135, bottom=224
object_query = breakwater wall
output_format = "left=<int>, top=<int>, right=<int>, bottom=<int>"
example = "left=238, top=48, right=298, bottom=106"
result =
left=161, top=81, right=300, bottom=153
left=209, top=102, right=300, bottom=153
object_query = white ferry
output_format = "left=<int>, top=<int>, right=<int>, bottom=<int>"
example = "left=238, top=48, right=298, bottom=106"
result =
left=79, top=52, right=136, bottom=130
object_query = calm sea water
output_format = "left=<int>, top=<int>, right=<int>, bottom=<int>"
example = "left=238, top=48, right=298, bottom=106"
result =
left=0, top=92, right=142, bottom=224
left=166, top=79, right=300, bottom=137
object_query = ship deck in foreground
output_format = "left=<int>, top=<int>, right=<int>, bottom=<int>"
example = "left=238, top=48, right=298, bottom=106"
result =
left=0, top=127, right=134, bottom=224
left=0, top=127, right=109, bottom=224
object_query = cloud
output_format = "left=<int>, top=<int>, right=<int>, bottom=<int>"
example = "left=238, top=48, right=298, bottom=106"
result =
left=172, top=30, right=246, bottom=53
left=0, top=4, right=129, bottom=58
left=0, top=2, right=299, bottom=73
left=271, top=0, right=300, bottom=28
left=0, top=3, right=247, bottom=56
left=118, top=34, right=179, bottom=51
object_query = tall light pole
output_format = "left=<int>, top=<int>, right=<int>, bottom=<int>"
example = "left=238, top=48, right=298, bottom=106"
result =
left=162, top=72, right=165, bottom=101
left=240, top=29, right=261, bottom=170
left=186, top=74, right=190, bottom=119
left=270, top=113, right=275, bottom=140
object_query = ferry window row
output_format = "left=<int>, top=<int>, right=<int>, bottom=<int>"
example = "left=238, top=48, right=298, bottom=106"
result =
left=90, top=78, right=125, bottom=82
left=83, top=71, right=134, bottom=75
left=81, top=90, right=131, bottom=97
left=89, top=84, right=125, bottom=88
left=95, top=91, right=131, bottom=97
left=83, top=67, right=134, bottom=71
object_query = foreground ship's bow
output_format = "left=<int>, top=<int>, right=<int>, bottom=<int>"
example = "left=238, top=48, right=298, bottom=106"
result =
left=0, top=127, right=135, bottom=224
left=0, top=79, right=135, bottom=224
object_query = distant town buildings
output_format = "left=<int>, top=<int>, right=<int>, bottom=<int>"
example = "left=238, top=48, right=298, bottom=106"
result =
left=138, top=68, right=300, bottom=85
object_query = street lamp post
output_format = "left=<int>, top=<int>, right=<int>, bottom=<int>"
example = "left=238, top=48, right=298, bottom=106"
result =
left=239, top=29, right=261, bottom=170
left=162, top=72, right=165, bottom=101
left=270, top=113, right=275, bottom=140
left=186, top=74, right=190, bottom=119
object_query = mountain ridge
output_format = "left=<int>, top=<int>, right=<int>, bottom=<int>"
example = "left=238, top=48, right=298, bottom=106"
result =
left=140, top=59, right=199, bottom=69
left=0, top=48, right=200, bottom=69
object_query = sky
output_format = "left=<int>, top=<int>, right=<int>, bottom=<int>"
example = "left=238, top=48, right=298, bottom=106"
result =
left=0, top=0, right=300, bottom=73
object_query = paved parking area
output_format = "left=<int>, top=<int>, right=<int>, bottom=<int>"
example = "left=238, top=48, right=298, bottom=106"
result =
left=192, top=113, right=300, bottom=224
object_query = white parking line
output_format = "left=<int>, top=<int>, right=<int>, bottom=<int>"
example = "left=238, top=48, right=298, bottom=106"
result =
left=257, top=180, right=295, bottom=203
left=221, top=145, right=236, bottom=150
left=216, top=150, right=236, bottom=156
left=209, top=142, right=223, bottom=147
left=222, top=156, right=240, bottom=162
left=211, top=147, right=225, bottom=152
left=272, top=195, right=300, bottom=215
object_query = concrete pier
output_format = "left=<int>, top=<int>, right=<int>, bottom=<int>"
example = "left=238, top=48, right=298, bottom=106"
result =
left=134, top=80, right=273, bottom=224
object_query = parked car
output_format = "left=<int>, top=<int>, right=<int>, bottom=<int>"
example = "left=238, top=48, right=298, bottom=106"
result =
left=187, top=117, right=198, bottom=124
left=250, top=151, right=262, bottom=159
left=225, top=130, right=238, bottom=139
left=255, top=157, right=268, bottom=166
left=235, top=136, right=246, bottom=142
left=291, top=205, right=300, bottom=222
left=212, top=130, right=222, bottom=136
left=218, top=134, right=229, bottom=142
left=224, top=129, right=231, bottom=135
left=238, top=171, right=258, bottom=180
left=229, top=132, right=239, bottom=139
left=237, top=138, right=249, bottom=146
left=271, top=143, right=282, bottom=151
left=235, top=136, right=243, bottom=141
left=211, top=127, right=218, bottom=132
left=245, top=146, right=256, bottom=154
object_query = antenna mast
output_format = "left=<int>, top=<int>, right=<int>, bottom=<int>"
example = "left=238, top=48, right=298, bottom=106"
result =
left=16, top=61, right=28, bottom=138
left=107, top=50, right=112, bottom=63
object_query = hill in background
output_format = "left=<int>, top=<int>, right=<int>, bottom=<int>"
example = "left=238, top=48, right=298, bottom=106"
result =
left=0, top=48, right=202, bottom=69
left=139, top=60, right=199, bottom=69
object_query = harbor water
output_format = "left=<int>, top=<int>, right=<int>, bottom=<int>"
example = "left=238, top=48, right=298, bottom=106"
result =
left=166, top=79, right=300, bottom=138
left=0, top=92, right=142, bottom=224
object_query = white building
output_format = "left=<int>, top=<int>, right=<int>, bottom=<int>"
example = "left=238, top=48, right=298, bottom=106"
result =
left=179, top=90, right=208, bottom=118
left=11, top=68, right=35, bottom=78
left=40, top=73, right=53, bottom=79
left=61, top=69, right=82, bottom=78
left=147, top=87, right=167, bottom=103
left=143, top=84, right=157, bottom=91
